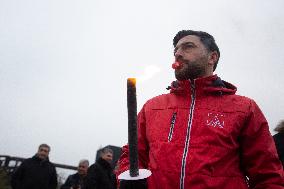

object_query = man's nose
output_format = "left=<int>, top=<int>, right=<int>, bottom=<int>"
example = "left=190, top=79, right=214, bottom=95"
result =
left=175, top=47, right=184, bottom=59
left=175, top=52, right=183, bottom=61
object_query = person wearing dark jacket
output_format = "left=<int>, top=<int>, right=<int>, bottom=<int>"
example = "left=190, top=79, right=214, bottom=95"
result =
left=11, top=143, right=58, bottom=189
left=84, top=147, right=116, bottom=189
left=274, top=120, right=284, bottom=167
left=61, top=159, right=89, bottom=189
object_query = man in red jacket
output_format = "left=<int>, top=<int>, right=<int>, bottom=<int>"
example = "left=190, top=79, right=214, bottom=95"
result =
left=118, top=30, right=284, bottom=189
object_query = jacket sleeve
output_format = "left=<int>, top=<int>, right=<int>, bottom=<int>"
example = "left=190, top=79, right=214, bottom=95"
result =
left=49, top=164, right=58, bottom=189
left=60, top=175, right=72, bottom=189
left=117, top=104, right=150, bottom=176
left=83, top=165, right=99, bottom=189
left=240, top=100, right=284, bottom=188
left=10, top=161, right=25, bottom=189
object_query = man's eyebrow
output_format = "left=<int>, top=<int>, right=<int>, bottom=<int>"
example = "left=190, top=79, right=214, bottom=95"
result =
left=180, top=41, right=196, bottom=46
left=174, top=42, right=196, bottom=52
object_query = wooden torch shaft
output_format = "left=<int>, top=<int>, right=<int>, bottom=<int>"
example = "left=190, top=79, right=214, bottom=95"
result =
left=127, top=78, right=139, bottom=177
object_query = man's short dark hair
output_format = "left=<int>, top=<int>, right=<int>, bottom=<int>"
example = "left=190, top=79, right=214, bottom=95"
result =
left=173, top=30, right=220, bottom=71
left=38, top=143, right=50, bottom=152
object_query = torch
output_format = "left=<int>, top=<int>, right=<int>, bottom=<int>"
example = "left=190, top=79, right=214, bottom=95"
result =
left=118, top=78, right=152, bottom=180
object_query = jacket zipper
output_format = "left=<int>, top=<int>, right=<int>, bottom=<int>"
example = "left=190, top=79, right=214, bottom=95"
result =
left=168, top=112, right=177, bottom=142
left=180, top=81, right=196, bottom=189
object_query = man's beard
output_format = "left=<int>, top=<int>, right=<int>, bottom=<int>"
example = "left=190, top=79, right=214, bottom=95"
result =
left=175, top=60, right=206, bottom=81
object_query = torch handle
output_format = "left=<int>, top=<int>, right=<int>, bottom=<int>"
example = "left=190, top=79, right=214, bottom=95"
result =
left=127, top=78, right=139, bottom=177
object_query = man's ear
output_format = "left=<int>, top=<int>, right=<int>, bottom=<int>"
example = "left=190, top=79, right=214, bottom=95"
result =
left=208, top=51, right=218, bottom=67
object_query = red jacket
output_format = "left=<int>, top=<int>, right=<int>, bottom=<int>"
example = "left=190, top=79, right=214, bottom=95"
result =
left=118, top=75, right=284, bottom=189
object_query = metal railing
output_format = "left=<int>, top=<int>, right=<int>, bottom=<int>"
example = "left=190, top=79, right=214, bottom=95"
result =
left=0, top=155, right=77, bottom=174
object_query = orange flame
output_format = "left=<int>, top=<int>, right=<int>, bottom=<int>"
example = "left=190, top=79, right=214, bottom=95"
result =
left=127, top=78, right=136, bottom=86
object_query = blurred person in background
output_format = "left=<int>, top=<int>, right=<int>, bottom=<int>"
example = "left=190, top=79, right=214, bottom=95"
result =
left=84, top=147, right=116, bottom=189
left=61, top=159, right=89, bottom=189
left=274, top=120, right=284, bottom=167
left=11, top=143, right=57, bottom=189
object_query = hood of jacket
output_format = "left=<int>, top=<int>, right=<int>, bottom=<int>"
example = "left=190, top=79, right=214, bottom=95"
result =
left=97, top=157, right=112, bottom=170
left=32, top=154, right=50, bottom=165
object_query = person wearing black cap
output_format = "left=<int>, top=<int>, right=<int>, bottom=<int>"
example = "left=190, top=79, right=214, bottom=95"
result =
left=84, top=148, right=116, bottom=189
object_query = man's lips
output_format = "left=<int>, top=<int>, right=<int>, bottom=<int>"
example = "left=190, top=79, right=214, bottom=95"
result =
left=172, top=61, right=183, bottom=69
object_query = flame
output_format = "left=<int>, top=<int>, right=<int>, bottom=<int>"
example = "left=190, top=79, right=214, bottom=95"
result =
left=127, top=78, right=136, bottom=86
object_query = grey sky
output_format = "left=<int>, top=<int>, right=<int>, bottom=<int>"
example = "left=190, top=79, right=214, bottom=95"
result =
left=0, top=0, right=284, bottom=173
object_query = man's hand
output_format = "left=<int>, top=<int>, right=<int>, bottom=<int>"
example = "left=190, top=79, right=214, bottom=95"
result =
left=119, top=179, right=147, bottom=189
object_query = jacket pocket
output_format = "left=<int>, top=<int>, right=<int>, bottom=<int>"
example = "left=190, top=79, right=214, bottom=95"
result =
left=168, top=112, right=177, bottom=142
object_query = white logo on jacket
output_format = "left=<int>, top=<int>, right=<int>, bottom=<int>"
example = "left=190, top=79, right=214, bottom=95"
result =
left=206, top=113, right=225, bottom=128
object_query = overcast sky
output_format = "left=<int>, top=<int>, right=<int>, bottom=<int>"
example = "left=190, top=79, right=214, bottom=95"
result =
left=1, top=0, right=284, bottom=175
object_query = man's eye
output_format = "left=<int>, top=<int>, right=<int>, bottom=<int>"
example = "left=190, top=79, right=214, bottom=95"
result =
left=184, top=44, right=193, bottom=49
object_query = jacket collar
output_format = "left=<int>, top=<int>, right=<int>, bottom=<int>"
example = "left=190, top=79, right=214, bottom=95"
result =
left=97, top=157, right=112, bottom=170
left=168, top=75, right=237, bottom=96
left=32, top=154, right=50, bottom=163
